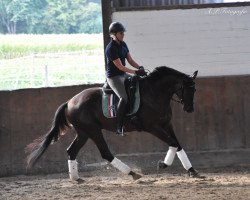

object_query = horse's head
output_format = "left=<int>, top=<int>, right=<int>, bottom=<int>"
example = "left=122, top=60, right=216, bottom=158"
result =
left=175, top=71, right=198, bottom=113
left=144, top=66, right=198, bottom=113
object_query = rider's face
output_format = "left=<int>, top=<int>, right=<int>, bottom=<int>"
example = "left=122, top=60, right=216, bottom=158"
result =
left=115, top=32, right=124, bottom=41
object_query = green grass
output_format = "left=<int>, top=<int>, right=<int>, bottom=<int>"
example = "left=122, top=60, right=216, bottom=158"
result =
left=0, top=34, right=105, bottom=90
left=0, top=34, right=103, bottom=59
left=0, top=43, right=101, bottom=59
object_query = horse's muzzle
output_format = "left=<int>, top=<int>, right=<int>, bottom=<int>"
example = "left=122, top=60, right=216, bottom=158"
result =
left=184, top=105, right=194, bottom=113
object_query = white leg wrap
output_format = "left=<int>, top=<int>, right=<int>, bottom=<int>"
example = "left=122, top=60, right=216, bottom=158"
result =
left=164, top=146, right=178, bottom=166
left=177, top=149, right=192, bottom=170
left=110, top=157, right=131, bottom=174
left=68, top=160, right=80, bottom=181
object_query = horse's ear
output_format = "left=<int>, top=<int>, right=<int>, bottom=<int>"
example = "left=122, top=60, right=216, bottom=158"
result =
left=191, top=70, right=198, bottom=80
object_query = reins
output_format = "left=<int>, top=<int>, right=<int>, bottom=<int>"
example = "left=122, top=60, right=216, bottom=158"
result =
left=171, top=87, right=183, bottom=104
left=143, top=68, right=184, bottom=104
left=143, top=68, right=194, bottom=105
left=171, top=83, right=196, bottom=105
left=171, top=97, right=183, bottom=104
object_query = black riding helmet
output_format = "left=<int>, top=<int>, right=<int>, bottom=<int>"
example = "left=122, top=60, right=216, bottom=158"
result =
left=109, top=22, right=126, bottom=35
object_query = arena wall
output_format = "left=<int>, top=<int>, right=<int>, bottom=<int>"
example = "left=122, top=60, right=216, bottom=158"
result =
left=111, top=5, right=250, bottom=77
left=0, top=75, right=249, bottom=177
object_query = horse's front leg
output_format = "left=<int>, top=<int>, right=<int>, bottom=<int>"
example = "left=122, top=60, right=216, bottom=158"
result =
left=151, top=124, right=201, bottom=178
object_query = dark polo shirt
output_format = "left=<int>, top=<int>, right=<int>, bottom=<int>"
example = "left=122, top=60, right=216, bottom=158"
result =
left=105, top=39, right=129, bottom=78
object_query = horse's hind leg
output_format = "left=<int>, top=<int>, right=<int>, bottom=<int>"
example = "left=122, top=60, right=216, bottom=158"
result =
left=66, top=129, right=89, bottom=181
left=90, top=128, right=142, bottom=180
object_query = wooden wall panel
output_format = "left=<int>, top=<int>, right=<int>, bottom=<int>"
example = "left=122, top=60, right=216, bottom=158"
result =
left=0, top=76, right=249, bottom=176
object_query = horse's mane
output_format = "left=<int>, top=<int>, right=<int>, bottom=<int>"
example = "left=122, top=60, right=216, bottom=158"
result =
left=145, top=66, right=190, bottom=82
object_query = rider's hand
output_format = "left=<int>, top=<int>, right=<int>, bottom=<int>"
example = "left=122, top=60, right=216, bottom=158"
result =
left=139, top=66, right=144, bottom=70
left=135, top=68, right=147, bottom=76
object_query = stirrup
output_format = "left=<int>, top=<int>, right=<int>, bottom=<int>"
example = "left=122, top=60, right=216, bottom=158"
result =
left=116, top=126, right=126, bottom=136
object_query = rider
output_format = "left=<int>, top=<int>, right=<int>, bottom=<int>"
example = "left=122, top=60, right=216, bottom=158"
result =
left=105, top=22, right=147, bottom=135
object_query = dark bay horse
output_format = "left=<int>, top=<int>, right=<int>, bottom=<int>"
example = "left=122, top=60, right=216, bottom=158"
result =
left=26, top=66, right=200, bottom=181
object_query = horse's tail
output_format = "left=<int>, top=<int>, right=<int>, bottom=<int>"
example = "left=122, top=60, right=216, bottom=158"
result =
left=25, top=102, right=70, bottom=169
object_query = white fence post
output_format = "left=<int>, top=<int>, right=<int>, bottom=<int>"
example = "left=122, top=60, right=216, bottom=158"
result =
left=44, top=65, right=49, bottom=87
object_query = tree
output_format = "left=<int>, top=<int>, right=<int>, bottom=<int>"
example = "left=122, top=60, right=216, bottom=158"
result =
left=42, top=0, right=102, bottom=34
left=0, top=0, right=20, bottom=33
left=0, top=0, right=47, bottom=34
left=78, top=2, right=102, bottom=33
left=25, top=0, right=48, bottom=33
left=0, top=0, right=102, bottom=34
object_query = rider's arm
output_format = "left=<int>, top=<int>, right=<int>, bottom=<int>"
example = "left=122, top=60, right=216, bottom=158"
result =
left=113, top=58, right=136, bottom=74
left=126, top=52, right=140, bottom=69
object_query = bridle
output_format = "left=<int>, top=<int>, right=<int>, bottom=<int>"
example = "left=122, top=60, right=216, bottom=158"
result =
left=171, top=86, right=184, bottom=104
left=143, top=68, right=196, bottom=105
left=171, top=82, right=196, bottom=105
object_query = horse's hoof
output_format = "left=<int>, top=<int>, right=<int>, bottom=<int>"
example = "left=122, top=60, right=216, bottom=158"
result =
left=70, top=178, right=85, bottom=184
left=76, top=178, right=85, bottom=184
left=188, top=168, right=205, bottom=179
left=132, top=173, right=142, bottom=180
left=129, top=171, right=142, bottom=180
left=157, top=160, right=168, bottom=170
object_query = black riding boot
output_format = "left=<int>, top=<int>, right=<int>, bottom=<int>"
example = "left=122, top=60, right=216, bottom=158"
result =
left=116, top=99, right=126, bottom=135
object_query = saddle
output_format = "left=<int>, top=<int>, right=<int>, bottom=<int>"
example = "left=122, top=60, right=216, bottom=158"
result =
left=102, top=76, right=140, bottom=118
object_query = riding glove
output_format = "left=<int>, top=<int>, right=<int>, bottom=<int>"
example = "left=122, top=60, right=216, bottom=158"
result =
left=135, top=68, right=147, bottom=76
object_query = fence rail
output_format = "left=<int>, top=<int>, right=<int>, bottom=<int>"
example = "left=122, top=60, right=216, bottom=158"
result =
left=0, top=50, right=105, bottom=90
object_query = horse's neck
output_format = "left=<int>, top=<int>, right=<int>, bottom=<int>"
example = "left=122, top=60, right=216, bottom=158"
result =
left=141, top=78, right=176, bottom=103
